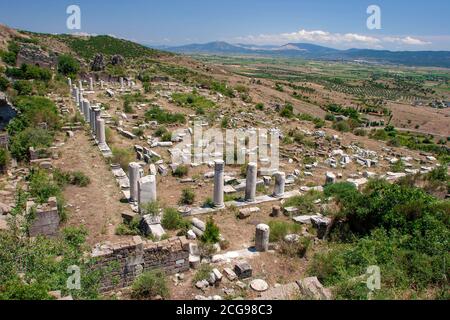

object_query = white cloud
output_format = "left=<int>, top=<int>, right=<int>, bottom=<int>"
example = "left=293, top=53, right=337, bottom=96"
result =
left=234, top=29, right=432, bottom=49
left=383, top=36, right=431, bottom=46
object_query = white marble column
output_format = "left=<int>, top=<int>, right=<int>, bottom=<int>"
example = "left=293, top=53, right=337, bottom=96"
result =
left=129, top=162, right=141, bottom=202
left=255, top=224, right=270, bottom=252
left=213, top=160, right=225, bottom=208
left=273, top=172, right=286, bottom=198
left=245, top=162, right=257, bottom=202
left=89, top=77, right=94, bottom=91
left=97, top=118, right=106, bottom=145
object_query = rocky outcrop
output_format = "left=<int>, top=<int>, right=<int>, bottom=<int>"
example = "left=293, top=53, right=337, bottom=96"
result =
left=90, top=53, right=106, bottom=71
left=111, top=54, right=124, bottom=66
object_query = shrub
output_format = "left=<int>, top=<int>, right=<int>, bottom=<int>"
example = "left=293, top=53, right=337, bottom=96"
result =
left=179, top=188, right=195, bottom=205
left=123, top=100, right=134, bottom=114
left=111, top=147, right=134, bottom=170
left=13, top=80, right=33, bottom=96
left=333, top=121, right=351, bottom=132
left=145, top=105, right=186, bottom=124
left=57, top=54, right=80, bottom=77
left=161, top=132, right=172, bottom=142
left=255, top=103, right=264, bottom=111
left=353, top=128, right=366, bottom=136
left=268, top=221, right=301, bottom=242
left=192, top=264, right=213, bottom=283
left=131, top=270, right=169, bottom=300
left=71, top=171, right=91, bottom=187
left=324, top=182, right=358, bottom=204
left=140, top=201, right=160, bottom=216
left=173, top=165, right=188, bottom=178
left=283, top=191, right=322, bottom=215
left=154, top=126, right=168, bottom=137
left=0, top=148, right=10, bottom=170
left=115, top=216, right=141, bottom=236
left=280, top=103, right=294, bottom=118
left=427, top=165, right=448, bottom=182
left=0, top=75, right=9, bottom=91
left=28, top=169, right=61, bottom=204
left=62, top=226, right=88, bottom=249
left=201, top=217, right=221, bottom=244
left=202, top=197, right=215, bottom=208
left=161, top=208, right=186, bottom=230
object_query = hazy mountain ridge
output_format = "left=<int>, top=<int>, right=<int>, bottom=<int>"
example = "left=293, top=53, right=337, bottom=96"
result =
left=162, top=41, right=450, bottom=68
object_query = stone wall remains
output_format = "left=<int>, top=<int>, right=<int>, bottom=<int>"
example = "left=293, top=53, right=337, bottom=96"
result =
left=91, top=236, right=190, bottom=292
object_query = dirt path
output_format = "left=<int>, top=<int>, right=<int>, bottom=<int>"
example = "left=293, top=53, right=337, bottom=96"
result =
left=54, top=131, right=130, bottom=246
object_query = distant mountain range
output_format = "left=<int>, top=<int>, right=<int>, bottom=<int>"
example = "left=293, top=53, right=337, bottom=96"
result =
left=154, top=41, right=450, bottom=68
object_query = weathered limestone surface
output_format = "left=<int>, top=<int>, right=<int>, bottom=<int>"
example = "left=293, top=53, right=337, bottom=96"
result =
left=91, top=236, right=189, bottom=292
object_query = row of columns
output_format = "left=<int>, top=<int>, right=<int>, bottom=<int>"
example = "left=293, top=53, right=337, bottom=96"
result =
left=212, top=161, right=286, bottom=208
left=69, top=79, right=106, bottom=146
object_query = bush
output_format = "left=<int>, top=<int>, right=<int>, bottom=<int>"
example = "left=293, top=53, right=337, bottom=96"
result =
left=161, top=208, right=187, bottom=230
left=57, top=55, right=80, bottom=77
left=201, top=217, right=220, bottom=244
left=0, top=148, right=10, bottom=170
left=62, top=226, right=88, bottom=249
left=0, top=75, right=9, bottom=91
left=13, top=80, right=33, bottom=96
left=283, top=191, right=322, bottom=215
left=280, top=103, right=294, bottom=118
left=173, top=165, right=188, bottom=178
left=131, top=270, right=169, bottom=300
left=324, top=182, right=358, bottom=204
left=333, top=121, right=351, bottom=132
left=192, top=264, right=213, bottom=283
left=140, top=201, right=160, bottom=216
left=123, top=100, right=134, bottom=114
left=28, top=169, right=61, bottom=204
left=161, top=132, right=172, bottom=142
left=9, top=127, right=53, bottom=161
left=427, top=165, right=448, bottom=182
left=353, top=128, right=366, bottom=136
left=111, top=147, right=134, bottom=170
left=145, top=105, right=186, bottom=124
left=179, top=188, right=195, bottom=205
left=71, top=171, right=91, bottom=187
left=255, top=103, right=264, bottom=111
left=115, top=216, right=141, bottom=236
left=154, top=126, right=168, bottom=137
left=268, top=221, right=301, bottom=242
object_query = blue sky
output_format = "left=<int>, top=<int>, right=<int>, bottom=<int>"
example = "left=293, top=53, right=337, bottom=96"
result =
left=0, top=0, right=449, bottom=50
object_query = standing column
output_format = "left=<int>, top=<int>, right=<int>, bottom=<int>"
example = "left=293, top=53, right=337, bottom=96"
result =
left=245, top=162, right=257, bottom=202
left=74, top=87, right=80, bottom=106
left=255, top=224, right=270, bottom=252
left=93, top=108, right=101, bottom=136
left=82, top=100, right=90, bottom=122
left=129, top=162, right=141, bottom=202
left=95, top=116, right=102, bottom=142
left=138, top=175, right=157, bottom=214
left=120, top=77, right=124, bottom=91
left=213, top=160, right=225, bottom=208
left=89, top=106, right=95, bottom=133
left=100, top=80, right=104, bottom=89
left=78, top=80, right=83, bottom=91
left=273, top=172, right=286, bottom=198
left=89, top=77, right=94, bottom=91
left=78, top=90, right=83, bottom=109
left=97, top=118, right=106, bottom=145
left=68, top=78, right=72, bottom=92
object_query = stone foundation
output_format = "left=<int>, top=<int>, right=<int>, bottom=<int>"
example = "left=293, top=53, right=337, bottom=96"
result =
left=91, top=236, right=190, bottom=292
